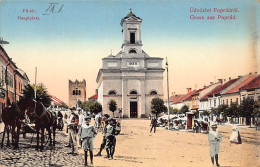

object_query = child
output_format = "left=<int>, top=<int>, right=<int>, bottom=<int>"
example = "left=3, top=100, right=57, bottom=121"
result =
left=105, top=117, right=116, bottom=159
left=78, top=116, right=97, bottom=166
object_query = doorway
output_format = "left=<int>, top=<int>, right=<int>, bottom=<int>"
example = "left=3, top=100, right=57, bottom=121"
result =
left=130, top=101, right=138, bottom=118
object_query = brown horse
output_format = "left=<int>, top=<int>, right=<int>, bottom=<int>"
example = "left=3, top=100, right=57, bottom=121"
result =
left=26, top=99, right=57, bottom=151
left=1, top=97, right=31, bottom=148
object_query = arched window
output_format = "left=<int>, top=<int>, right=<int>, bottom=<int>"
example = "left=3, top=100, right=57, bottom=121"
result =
left=108, top=90, right=117, bottom=95
left=150, top=90, right=157, bottom=95
left=79, top=90, right=81, bottom=95
left=130, top=90, right=138, bottom=94
left=129, top=49, right=137, bottom=54
left=73, top=90, right=75, bottom=95
left=75, top=90, right=78, bottom=95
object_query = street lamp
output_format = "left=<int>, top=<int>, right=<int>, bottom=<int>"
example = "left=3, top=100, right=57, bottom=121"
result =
left=166, top=57, right=170, bottom=130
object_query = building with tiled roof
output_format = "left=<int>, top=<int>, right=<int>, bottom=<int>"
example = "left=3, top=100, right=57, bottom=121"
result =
left=169, top=94, right=185, bottom=103
left=88, top=89, right=98, bottom=101
left=221, top=74, right=259, bottom=106
left=51, top=96, right=65, bottom=106
left=240, top=74, right=260, bottom=101
left=171, top=88, right=196, bottom=110
left=206, top=78, right=240, bottom=110
left=189, top=82, right=220, bottom=113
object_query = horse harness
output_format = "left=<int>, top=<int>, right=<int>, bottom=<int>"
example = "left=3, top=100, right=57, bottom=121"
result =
left=32, top=100, right=52, bottom=123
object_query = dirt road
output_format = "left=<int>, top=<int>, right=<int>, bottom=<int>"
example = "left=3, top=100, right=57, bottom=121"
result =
left=88, top=119, right=259, bottom=167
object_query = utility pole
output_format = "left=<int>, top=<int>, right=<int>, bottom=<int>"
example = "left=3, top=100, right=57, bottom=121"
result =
left=166, top=57, right=170, bottom=130
left=34, top=67, right=37, bottom=100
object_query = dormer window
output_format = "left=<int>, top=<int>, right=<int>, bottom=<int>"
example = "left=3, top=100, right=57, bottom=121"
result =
left=129, top=49, right=137, bottom=54
left=130, top=32, right=135, bottom=44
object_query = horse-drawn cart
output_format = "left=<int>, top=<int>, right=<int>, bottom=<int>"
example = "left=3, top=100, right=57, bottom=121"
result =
left=21, top=122, right=49, bottom=145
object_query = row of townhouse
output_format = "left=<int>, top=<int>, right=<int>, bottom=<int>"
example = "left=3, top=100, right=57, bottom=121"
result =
left=170, top=73, right=260, bottom=114
left=0, top=45, right=30, bottom=122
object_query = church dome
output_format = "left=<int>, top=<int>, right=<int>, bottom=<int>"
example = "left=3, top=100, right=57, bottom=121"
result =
left=120, top=9, right=141, bottom=26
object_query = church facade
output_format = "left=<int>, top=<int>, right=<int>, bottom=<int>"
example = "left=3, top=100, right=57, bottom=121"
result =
left=96, top=10, right=164, bottom=118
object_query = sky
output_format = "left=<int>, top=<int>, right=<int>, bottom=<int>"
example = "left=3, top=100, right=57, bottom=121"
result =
left=0, top=0, right=259, bottom=104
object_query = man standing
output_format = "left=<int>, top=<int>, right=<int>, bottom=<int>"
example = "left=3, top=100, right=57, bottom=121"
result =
left=95, top=113, right=100, bottom=129
left=150, top=116, right=157, bottom=133
left=67, top=109, right=79, bottom=156
left=95, top=119, right=109, bottom=156
left=78, top=109, right=85, bottom=147
left=208, top=124, right=222, bottom=167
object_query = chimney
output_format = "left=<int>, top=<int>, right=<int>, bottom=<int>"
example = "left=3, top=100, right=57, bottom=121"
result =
left=255, top=72, right=257, bottom=74
left=204, top=85, right=206, bottom=88
left=187, top=88, right=192, bottom=93
left=218, top=79, right=223, bottom=85
left=238, top=75, right=242, bottom=78
left=95, top=89, right=98, bottom=93
left=224, top=79, right=226, bottom=83
left=249, top=73, right=252, bottom=75
left=210, top=82, right=214, bottom=85
left=229, top=77, right=232, bottom=80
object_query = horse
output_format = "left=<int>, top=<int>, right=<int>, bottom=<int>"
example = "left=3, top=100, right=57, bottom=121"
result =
left=199, top=121, right=209, bottom=133
left=26, top=99, right=57, bottom=151
left=1, top=97, right=31, bottom=148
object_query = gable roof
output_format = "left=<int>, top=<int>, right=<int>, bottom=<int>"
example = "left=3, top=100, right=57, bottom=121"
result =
left=200, top=85, right=222, bottom=101
left=88, top=92, right=98, bottom=100
left=169, top=94, right=185, bottom=103
left=240, top=75, right=260, bottom=91
left=207, top=78, right=239, bottom=97
left=174, top=90, right=197, bottom=103
left=51, top=96, right=65, bottom=105
left=223, top=74, right=259, bottom=94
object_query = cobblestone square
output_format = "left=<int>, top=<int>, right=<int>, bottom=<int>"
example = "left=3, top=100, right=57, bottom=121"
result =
left=0, top=120, right=259, bottom=167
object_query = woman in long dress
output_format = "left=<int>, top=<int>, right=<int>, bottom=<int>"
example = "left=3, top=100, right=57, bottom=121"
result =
left=208, top=124, right=222, bottom=167
left=230, top=125, right=242, bottom=144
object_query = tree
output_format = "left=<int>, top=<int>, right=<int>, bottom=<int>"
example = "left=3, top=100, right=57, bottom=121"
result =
left=89, top=101, right=102, bottom=115
left=228, top=103, right=242, bottom=118
left=216, top=104, right=228, bottom=121
left=171, top=108, right=179, bottom=115
left=23, top=84, right=52, bottom=107
left=241, top=97, right=254, bottom=125
left=201, top=110, right=210, bottom=116
left=80, top=101, right=94, bottom=111
left=108, top=99, right=117, bottom=117
left=151, top=98, right=167, bottom=118
left=253, top=100, right=260, bottom=117
left=180, top=105, right=189, bottom=116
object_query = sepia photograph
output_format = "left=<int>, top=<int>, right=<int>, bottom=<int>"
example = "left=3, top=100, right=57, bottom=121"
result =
left=0, top=0, right=259, bottom=166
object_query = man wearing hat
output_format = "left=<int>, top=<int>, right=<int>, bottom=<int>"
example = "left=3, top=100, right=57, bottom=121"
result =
left=78, top=116, right=97, bottom=166
left=67, top=108, right=79, bottom=156
left=208, top=124, right=222, bottom=167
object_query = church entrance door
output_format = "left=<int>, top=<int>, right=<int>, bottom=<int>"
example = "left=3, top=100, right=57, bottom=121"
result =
left=130, top=101, right=138, bottom=118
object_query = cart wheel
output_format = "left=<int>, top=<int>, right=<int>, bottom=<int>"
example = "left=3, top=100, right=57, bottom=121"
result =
left=44, top=133, right=49, bottom=145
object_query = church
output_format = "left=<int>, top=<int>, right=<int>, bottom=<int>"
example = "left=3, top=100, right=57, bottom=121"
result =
left=96, top=10, right=164, bottom=118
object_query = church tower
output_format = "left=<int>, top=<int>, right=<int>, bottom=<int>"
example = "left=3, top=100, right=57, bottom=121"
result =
left=96, top=10, right=164, bottom=118
left=121, top=9, right=143, bottom=55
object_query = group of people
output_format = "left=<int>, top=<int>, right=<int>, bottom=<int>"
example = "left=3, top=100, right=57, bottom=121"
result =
left=65, top=108, right=118, bottom=166
left=208, top=123, right=242, bottom=166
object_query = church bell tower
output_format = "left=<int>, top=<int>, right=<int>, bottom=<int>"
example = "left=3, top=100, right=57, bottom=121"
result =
left=120, top=9, right=143, bottom=55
